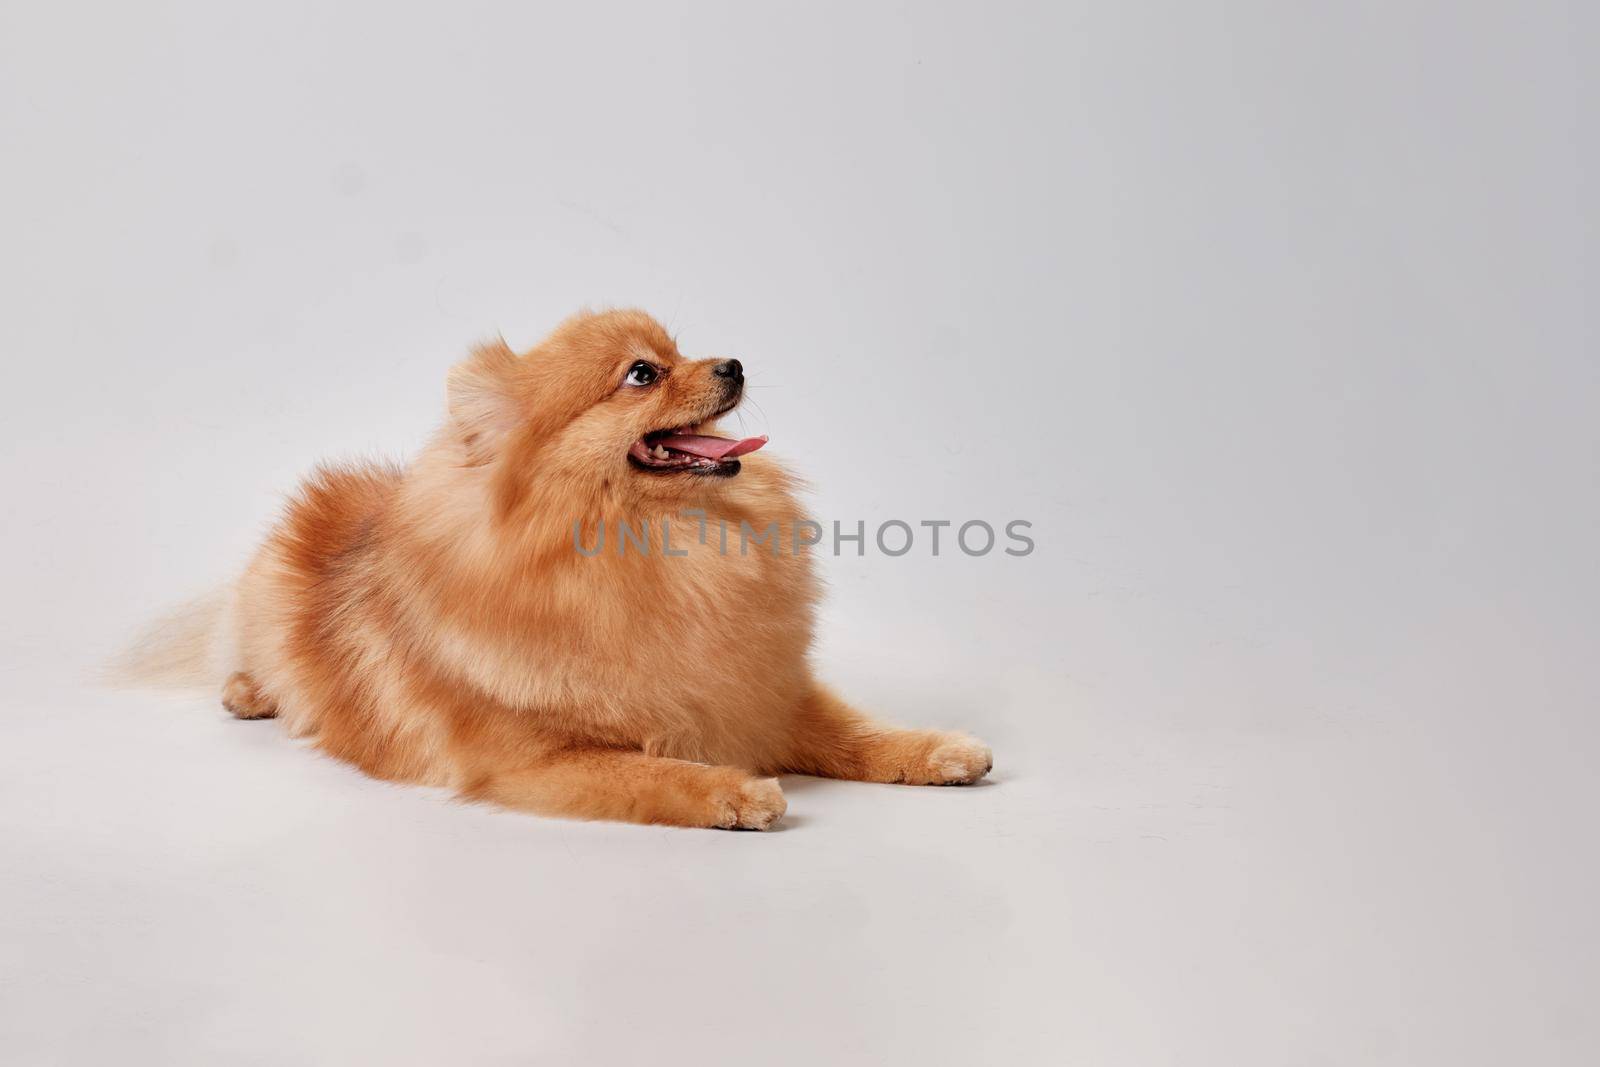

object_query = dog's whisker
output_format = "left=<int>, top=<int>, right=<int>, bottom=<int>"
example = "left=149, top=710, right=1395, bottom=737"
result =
left=741, top=395, right=771, bottom=430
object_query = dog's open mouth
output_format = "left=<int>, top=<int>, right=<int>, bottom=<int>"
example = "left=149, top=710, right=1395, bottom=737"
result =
left=628, top=428, right=768, bottom=476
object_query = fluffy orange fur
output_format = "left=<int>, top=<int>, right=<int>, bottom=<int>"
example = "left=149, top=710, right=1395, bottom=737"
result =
left=222, top=310, right=990, bottom=829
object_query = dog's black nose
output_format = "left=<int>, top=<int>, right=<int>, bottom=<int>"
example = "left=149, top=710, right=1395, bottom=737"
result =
left=713, top=359, right=743, bottom=384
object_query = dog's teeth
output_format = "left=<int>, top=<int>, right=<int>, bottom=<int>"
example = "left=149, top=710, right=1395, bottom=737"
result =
left=653, top=445, right=669, bottom=459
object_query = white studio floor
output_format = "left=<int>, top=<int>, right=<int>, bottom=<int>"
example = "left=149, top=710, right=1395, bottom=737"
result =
left=2, top=614, right=1594, bottom=1066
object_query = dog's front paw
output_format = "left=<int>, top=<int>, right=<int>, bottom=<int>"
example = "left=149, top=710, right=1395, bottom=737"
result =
left=716, top=777, right=787, bottom=831
left=913, top=734, right=993, bottom=785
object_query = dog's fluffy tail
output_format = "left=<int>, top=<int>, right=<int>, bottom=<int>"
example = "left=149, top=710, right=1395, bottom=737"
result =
left=105, top=588, right=232, bottom=690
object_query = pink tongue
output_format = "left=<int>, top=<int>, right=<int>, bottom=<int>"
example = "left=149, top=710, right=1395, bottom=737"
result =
left=655, top=433, right=767, bottom=460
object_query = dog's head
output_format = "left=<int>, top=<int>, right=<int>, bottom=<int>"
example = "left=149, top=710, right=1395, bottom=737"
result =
left=446, top=309, right=766, bottom=515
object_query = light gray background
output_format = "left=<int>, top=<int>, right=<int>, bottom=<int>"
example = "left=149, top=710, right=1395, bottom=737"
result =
left=1, top=2, right=1595, bottom=1064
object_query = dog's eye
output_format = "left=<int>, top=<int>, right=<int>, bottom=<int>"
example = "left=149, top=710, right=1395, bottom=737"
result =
left=624, top=361, right=658, bottom=387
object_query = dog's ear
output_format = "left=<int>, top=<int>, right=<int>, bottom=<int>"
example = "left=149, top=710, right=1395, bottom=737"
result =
left=447, top=339, right=523, bottom=463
